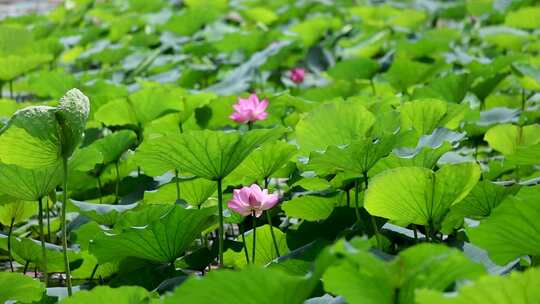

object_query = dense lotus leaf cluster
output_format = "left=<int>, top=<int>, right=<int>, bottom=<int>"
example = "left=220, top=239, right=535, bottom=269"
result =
left=0, top=0, right=539, bottom=303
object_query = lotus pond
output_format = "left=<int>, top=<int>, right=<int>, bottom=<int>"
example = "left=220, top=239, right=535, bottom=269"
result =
left=0, top=0, right=539, bottom=303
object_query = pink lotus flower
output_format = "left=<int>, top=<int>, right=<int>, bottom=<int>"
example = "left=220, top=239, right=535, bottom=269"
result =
left=230, top=93, right=269, bottom=123
left=228, top=184, right=279, bottom=217
left=289, top=68, right=305, bottom=84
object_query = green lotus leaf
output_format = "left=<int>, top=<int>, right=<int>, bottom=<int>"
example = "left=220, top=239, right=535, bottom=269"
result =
left=144, top=128, right=284, bottom=180
left=0, top=200, right=36, bottom=226
left=0, top=163, right=61, bottom=201
left=467, top=185, right=540, bottom=265
left=412, top=73, right=469, bottom=103
left=90, top=205, right=216, bottom=263
left=143, top=178, right=216, bottom=207
left=226, top=140, right=297, bottom=185
left=56, top=88, right=91, bottom=158
left=0, top=272, right=44, bottom=303
left=0, top=25, right=34, bottom=55
left=0, top=106, right=61, bottom=169
left=505, top=6, right=540, bottom=30
left=0, top=54, right=53, bottom=81
left=224, top=225, right=289, bottom=268
left=512, top=62, right=540, bottom=90
left=282, top=195, right=336, bottom=221
left=295, top=101, right=375, bottom=154
left=308, top=134, right=398, bottom=175
left=365, top=163, right=481, bottom=227
left=290, top=16, right=342, bottom=47
left=384, top=58, right=442, bottom=92
left=442, top=181, right=520, bottom=233
left=484, top=123, right=540, bottom=155
left=26, top=69, right=78, bottom=99
left=70, top=200, right=138, bottom=226
left=0, top=235, right=81, bottom=272
left=506, top=142, right=540, bottom=166
left=94, top=130, right=137, bottom=164
left=0, top=88, right=89, bottom=169
left=327, top=58, right=379, bottom=80
left=400, top=99, right=449, bottom=135
left=60, top=286, right=151, bottom=304
left=323, top=239, right=484, bottom=304
left=69, top=144, right=104, bottom=172
left=163, top=262, right=328, bottom=304
left=416, top=267, right=540, bottom=304
left=94, top=98, right=137, bottom=127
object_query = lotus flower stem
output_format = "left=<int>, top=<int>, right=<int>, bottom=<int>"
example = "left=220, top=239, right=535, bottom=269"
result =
left=7, top=217, right=14, bottom=272
left=263, top=178, right=280, bottom=257
left=23, top=261, right=29, bottom=274
left=363, top=172, right=381, bottom=249
left=252, top=212, right=257, bottom=264
left=354, top=179, right=361, bottom=222
left=38, top=197, right=48, bottom=286
left=97, top=176, right=103, bottom=204
left=370, top=78, right=376, bottom=95
left=265, top=211, right=281, bottom=258
left=175, top=169, right=180, bottom=202
left=217, top=179, right=224, bottom=267
left=346, top=189, right=350, bottom=207
left=240, top=224, right=250, bottom=264
left=46, top=197, right=51, bottom=242
left=9, top=80, right=13, bottom=99
left=61, top=156, right=73, bottom=295
left=115, top=161, right=120, bottom=203
left=89, top=264, right=99, bottom=281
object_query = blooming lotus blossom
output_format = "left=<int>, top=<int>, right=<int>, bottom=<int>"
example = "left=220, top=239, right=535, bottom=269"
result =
left=289, top=68, right=305, bottom=84
left=229, top=93, right=269, bottom=123
left=228, top=184, right=279, bottom=217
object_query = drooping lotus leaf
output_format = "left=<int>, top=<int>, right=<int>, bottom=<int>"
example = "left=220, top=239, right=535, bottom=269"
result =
left=93, top=130, right=138, bottom=164
left=0, top=235, right=82, bottom=272
left=401, top=99, right=448, bottom=135
left=0, top=88, right=90, bottom=169
left=143, top=178, right=216, bottom=207
left=136, top=128, right=284, bottom=180
left=226, top=140, right=297, bottom=185
left=370, top=128, right=463, bottom=176
left=0, top=200, right=36, bottom=226
left=295, top=101, right=375, bottom=154
left=0, top=54, right=53, bottom=81
left=0, top=163, right=61, bottom=201
left=323, top=239, right=484, bottom=304
left=416, top=267, right=540, bottom=304
left=282, top=196, right=336, bottom=221
left=442, top=181, right=520, bottom=233
left=413, top=73, right=469, bottom=104
left=0, top=272, right=44, bottom=303
left=68, top=144, right=104, bottom=173
left=60, top=286, right=151, bottom=304
left=467, top=185, right=540, bottom=265
left=484, top=123, right=540, bottom=155
left=308, top=134, right=398, bottom=176
left=0, top=106, right=61, bottom=169
left=55, top=88, right=91, bottom=158
left=224, top=225, right=289, bottom=268
left=90, top=205, right=216, bottom=263
left=70, top=200, right=138, bottom=226
left=365, top=163, right=481, bottom=227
